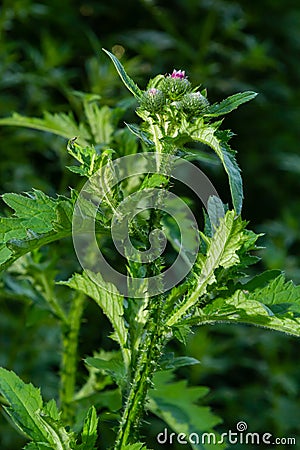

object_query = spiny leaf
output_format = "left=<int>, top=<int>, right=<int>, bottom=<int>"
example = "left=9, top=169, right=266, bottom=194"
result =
left=0, top=368, right=44, bottom=441
left=84, top=103, right=114, bottom=144
left=188, top=123, right=243, bottom=214
left=185, top=275, right=300, bottom=336
left=0, top=112, right=90, bottom=146
left=207, top=196, right=225, bottom=231
left=248, top=274, right=300, bottom=309
left=103, top=48, right=143, bottom=99
left=148, top=371, right=225, bottom=450
left=85, top=357, right=126, bottom=388
left=77, top=406, right=98, bottom=450
left=0, top=191, right=73, bottom=272
left=204, top=91, right=258, bottom=117
left=60, top=271, right=130, bottom=367
left=0, top=368, right=73, bottom=449
left=167, top=211, right=249, bottom=326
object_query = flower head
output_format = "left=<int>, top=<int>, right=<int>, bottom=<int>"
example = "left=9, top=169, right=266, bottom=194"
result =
left=171, top=69, right=186, bottom=79
left=148, top=88, right=159, bottom=95
left=180, top=91, right=209, bottom=115
left=139, top=88, right=166, bottom=113
left=160, top=69, right=191, bottom=100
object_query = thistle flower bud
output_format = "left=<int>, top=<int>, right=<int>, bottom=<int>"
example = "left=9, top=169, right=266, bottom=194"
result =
left=160, top=69, right=191, bottom=100
left=139, top=88, right=166, bottom=113
left=181, top=92, right=209, bottom=115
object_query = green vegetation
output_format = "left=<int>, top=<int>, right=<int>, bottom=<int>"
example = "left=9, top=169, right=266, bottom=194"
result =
left=1, top=1, right=300, bottom=449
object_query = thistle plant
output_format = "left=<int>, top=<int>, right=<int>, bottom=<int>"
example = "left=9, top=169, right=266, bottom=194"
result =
left=0, top=49, right=299, bottom=450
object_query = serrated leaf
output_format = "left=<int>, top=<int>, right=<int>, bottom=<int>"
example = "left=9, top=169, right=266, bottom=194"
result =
left=250, top=275, right=300, bottom=309
left=84, top=103, right=114, bottom=144
left=204, top=91, right=258, bottom=117
left=103, top=48, right=142, bottom=99
left=188, top=123, right=243, bottom=214
left=0, top=112, right=90, bottom=146
left=42, top=400, right=60, bottom=422
left=0, top=368, right=45, bottom=441
left=77, top=406, right=98, bottom=450
left=167, top=211, right=248, bottom=326
left=148, top=371, right=225, bottom=450
left=207, top=196, right=225, bottom=231
left=0, top=369, right=73, bottom=449
left=60, top=271, right=130, bottom=367
left=0, top=192, right=73, bottom=272
left=185, top=275, right=300, bottom=336
left=243, top=269, right=282, bottom=291
left=85, top=357, right=126, bottom=388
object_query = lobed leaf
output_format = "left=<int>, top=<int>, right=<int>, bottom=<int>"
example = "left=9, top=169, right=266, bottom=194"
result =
left=0, top=112, right=90, bottom=146
left=166, top=211, right=249, bottom=326
left=0, top=191, right=73, bottom=272
left=184, top=275, right=300, bottom=336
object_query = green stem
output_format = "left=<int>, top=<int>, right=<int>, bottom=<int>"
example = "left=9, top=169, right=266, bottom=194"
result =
left=60, top=292, right=85, bottom=424
left=114, top=298, right=164, bottom=449
left=39, top=272, right=68, bottom=324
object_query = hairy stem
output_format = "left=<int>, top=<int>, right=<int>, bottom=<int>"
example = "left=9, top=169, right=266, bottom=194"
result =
left=60, top=292, right=85, bottom=424
left=114, top=297, right=164, bottom=449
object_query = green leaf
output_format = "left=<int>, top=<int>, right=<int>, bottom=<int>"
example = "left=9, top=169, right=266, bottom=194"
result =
left=84, top=103, right=114, bottom=144
left=85, top=357, right=126, bottom=388
left=248, top=274, right=300, bottom=309
left=0, top=191, right=73, bottom=272
left=243, top=269, right=282, bottom=291
left=204, top=91, right=258, bottom=117
left=0, top=368, right=74, bottom=449
left=0, top=368, right=44, bottom=441
left=60, top=271, right=130, bottom=367
left=185, top=275, right=300, bottom=336
left=188, top=123, right=243, bottom=214
left=207, top=196, right=225, bottom=231
left=77, top=406, right=98, bottom=450
left=167, top=211, right=249, bottom=326
left=158, top=352, right=200, bottom=371
left=125, top=123, right=154, bottom=146
left=103, top=48, right=143, bottom=99
left=148, top=371, right=225, bottom=450
left=0, top=112, right=90, bottom=146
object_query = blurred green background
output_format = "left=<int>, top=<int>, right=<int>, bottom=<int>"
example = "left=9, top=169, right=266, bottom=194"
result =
left=0, top=0, right=300, bottom=448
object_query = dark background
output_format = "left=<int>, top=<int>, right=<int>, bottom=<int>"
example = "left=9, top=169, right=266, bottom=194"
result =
left=0, top=1, right=300, bottom=448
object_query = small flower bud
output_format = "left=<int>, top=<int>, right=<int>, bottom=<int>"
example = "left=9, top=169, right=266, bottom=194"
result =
left=139, top=88, right=166, bottom=113
left=181, top=92, right=209, bottom=115
left=160, top=69, right=191, bottom=100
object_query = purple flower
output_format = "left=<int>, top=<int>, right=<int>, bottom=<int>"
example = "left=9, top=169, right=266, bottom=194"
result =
left=170, top=69, right=186, bottom=79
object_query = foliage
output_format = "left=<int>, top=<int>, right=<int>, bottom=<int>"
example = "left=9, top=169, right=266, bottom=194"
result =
left=0, top=49, right=299, bottom=450
left=1, top=1, right=300, bottom=449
